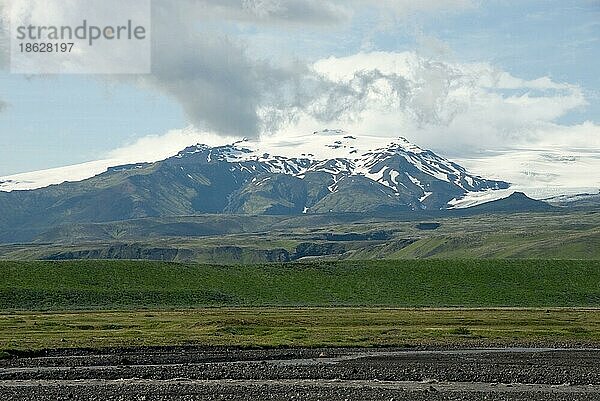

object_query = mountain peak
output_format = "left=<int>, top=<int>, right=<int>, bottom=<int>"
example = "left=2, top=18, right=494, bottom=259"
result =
left=464, top=191, right=555, bottom=213
left=0, top=130, right=513, bottom=230
left=162, top=132, right=509, bottom=212
left=0, top=131, right=509, bottom=208
left=312, top=128, right=347, bottom=136
left=385, top=137, right=424, bottom=154
left=176, top=144, right=210, bottom=157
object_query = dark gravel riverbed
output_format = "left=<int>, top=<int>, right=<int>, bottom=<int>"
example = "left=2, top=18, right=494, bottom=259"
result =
left=1, top=346, right=599, bottom=400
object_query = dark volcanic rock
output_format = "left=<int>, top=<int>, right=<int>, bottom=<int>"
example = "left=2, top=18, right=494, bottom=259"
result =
left=1, top=347, right=599, bottom=400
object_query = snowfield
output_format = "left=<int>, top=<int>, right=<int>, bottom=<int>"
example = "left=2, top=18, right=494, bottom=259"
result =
left=1, top=129, right=598, bottom=208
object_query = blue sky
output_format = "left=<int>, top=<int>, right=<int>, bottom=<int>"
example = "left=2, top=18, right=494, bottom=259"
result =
left=0, top=0, right=598, bottom=176
left=0, top=76, right=182, bottom=173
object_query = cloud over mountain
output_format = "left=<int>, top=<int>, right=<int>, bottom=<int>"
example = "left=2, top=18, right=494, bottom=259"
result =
left=138, top=1, right=479, bottom=138
left=0, top=0, right=597, bottom=189
left=305, top=52, right=591, bottom=153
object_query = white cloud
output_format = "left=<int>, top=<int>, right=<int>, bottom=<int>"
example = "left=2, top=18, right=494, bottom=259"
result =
left=264, top=51, right=599, bottom=190
left=179, top=0, right=474, bottom=26
left=0, top=1, right=478, bottom=138
left=7, top=0, right=151, bottom=74
left=106, top=127, right=238, bottom=162
left=288, top=51, right=591, bottom=154
left=2, top=2, right=597, bottom=193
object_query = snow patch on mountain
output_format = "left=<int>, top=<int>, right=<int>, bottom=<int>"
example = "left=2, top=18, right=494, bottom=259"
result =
left=1, top=129, right=506, bottom=209
left=448, top=186, right=600, bottom=209
left=0, top=129, right=508, bottom=213
left=0, top=159, right=120, bottom=192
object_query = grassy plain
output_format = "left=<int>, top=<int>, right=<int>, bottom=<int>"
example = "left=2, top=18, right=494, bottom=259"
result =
left=1, top=308, right=600, bottom=351
left=1, top=259, right=599, bottom=310
left=2, top=259, right=599, bottom=351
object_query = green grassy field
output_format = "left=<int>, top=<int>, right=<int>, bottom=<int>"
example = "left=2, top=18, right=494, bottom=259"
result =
left=2, top=259, right=600, bottom=351
left=1, top=259, right=599, bottom=310
left=2, top=308, right=600, bottom=351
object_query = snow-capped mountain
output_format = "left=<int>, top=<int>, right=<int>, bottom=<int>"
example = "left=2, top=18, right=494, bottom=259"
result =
left=155, top=129, right=509, bottom=212
left=0, top=130, right=509, bottom=230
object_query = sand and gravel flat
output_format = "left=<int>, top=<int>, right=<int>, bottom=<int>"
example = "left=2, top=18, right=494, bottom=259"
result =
left=1, top=347, right=599, bottom=400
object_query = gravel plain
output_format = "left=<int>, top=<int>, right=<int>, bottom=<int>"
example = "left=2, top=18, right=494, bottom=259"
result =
left=1, top=346, right=599, bottom=400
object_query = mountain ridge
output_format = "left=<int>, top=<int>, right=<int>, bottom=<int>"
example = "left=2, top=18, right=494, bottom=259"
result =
left=0, top=130, right=510, bottom=231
